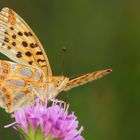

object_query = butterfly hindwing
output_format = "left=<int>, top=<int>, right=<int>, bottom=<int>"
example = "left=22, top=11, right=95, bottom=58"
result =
left=0, top=7, right=52, bottom=78
left=0, top=60, right=45, bottom=112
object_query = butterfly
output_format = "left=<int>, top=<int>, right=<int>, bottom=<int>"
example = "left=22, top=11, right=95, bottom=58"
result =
left=0, top=7, right=112, bottom=113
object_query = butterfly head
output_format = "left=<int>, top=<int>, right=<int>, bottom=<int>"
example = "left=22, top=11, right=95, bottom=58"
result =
left=46, top=76, right=69, bottom=99
left=51, top=76, right=69, bottom=90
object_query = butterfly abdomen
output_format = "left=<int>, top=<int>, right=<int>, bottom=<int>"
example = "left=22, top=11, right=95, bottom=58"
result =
left=64, top=69, right=112, bottom=91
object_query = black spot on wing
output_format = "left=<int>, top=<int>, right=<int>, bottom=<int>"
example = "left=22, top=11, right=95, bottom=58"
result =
left=4, top=31, right=8, bottom=35
left=4, top=37, right=9, bottom=42
left=25, top=51, right=32, bottom=56
left=22, top=41, right=28, bottom=47
left=37, top=59, right=46, bottom=63
left=12, top=34, right=16, bottom=39
left=18, top=32, right=23, bottom=36
left=30, top=43, right=36, bottom=48
left=36, top=51, right=43, bottom=55
left=12, top=42, right=16, bottom=46
left=28, top=32, right=33, bottom=36
left=10, top=27, right=14, bottom=30
left=24, top=32, right=29, bottom=37
left=28, top=61, right=33, bottom=65
left=16, top=51, right=22, bottom=58
left=7, top=46, right=11, bottom=50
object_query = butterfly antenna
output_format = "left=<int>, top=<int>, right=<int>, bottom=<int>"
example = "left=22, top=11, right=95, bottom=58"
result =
left=61, top=47, right=67, bottom=76
left=5, top=0, right=13, bottom=7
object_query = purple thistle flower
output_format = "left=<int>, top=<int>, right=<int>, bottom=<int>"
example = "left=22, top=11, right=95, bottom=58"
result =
left=11, top=101, right=85, bottom=140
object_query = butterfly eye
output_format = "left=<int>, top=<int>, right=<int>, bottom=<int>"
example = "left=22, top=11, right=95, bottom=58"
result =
left=56, top=80, right=61, bottom=86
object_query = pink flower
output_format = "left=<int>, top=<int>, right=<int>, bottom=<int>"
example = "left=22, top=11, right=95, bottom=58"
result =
left=13, top=101, right=84, bottom=140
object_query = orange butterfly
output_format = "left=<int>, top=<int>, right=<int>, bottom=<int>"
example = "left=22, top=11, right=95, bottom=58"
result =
left=0, top=7, right=112, bottom=113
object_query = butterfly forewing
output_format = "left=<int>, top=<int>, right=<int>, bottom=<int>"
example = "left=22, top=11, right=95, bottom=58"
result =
left=0, top=7, right=52, bottom=77
left=0, top=60, right=45, bottom=113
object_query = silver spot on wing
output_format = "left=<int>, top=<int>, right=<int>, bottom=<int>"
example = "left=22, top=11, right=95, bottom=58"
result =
left=19, top=68, right=32, bottom=78
left=15, top=91, right=25, bottom=100
left=34, top=70, right=42, bottom=81
left=11, top=63, right=17, bottom=70
left=7, top=79, right=25, bottom=88
left=27, top=86, right=44, bottom=99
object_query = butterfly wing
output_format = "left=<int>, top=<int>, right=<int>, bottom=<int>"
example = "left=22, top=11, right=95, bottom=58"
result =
left=0, top=7, right=52, bottom=77
left=64, top=69, right=112, bottom=91
left=0, top=60, right=45, bottom=113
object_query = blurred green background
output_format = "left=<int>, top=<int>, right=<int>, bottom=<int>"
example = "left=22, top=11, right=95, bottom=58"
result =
left=0, top=0, right=139, bottom=140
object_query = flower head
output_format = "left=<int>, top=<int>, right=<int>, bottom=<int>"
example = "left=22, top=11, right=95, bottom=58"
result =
left=11, top=101, right=84, bottom=140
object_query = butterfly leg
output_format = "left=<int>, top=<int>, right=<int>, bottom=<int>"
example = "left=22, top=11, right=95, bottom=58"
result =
left=50, top=98, right=67, bottom=111
left=32, top=87, right=47, bottom=104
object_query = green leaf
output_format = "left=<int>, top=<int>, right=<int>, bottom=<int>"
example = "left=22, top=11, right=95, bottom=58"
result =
left=16, top=125, right=32, bottom=140
left=16, top=125, right=60, bottom=140
left=34, top=126, right=44, bottom=140
left=28, top=124, right=35, bottom=139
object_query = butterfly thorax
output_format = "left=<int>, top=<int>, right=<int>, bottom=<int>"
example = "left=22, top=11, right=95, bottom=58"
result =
left=45, top=76, right=69, bottom=100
